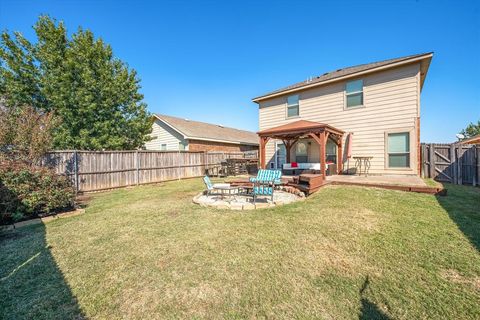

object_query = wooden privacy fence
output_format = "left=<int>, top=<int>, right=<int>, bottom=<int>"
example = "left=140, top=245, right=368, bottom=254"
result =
left=44, top=150, right=258, bottom=193
left=421, top=143, right=479, bottom=186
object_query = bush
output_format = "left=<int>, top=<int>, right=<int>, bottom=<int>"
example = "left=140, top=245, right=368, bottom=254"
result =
left=0, top=161, right=75, bottom=223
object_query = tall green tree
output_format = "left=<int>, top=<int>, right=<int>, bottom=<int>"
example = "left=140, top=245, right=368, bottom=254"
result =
left=460, top=120, right=480, bottom=139
left=0, top=16, right=152, bottom=150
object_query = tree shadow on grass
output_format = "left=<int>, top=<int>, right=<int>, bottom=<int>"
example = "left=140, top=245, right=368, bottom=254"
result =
left=0, top=222, right=85, bottom=319
left=435, top=183, right=480, bottom=252
left=359, top=276, right=391, bottom=320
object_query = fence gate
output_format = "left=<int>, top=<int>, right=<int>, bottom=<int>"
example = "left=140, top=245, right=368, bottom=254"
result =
left=421, top=143, right=479, bottom=186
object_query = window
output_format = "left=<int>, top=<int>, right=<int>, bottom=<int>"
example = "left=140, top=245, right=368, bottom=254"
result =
left=287, top=95, right=299, bottom=117
left=326, top=139, right=337, bottom=163
left=295, top=141, right=308, bottom=163
left=178, top=141, right=186, bottom=151
left=345, top=80, right=363, bottom=108
left=161, top=144, right=167, bottom=151
left=388, top=132, right=410, bottom=168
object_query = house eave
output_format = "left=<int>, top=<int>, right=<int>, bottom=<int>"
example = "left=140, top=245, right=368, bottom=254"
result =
left=152, top=114, right=188, bottom=139
left=153, top=115, right=259, bottom=146
left=186, top=136, right=259, bottom=146
left=252, top=53, right=434, bottom=103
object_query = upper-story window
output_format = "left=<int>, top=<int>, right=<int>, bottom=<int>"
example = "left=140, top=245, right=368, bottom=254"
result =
left=287, top=95, right=299, bottom=117
left=345, top=79, right=363, bottom=108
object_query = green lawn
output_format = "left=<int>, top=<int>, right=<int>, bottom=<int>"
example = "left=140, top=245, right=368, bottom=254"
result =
left=1, top=179, right=479, bottom=319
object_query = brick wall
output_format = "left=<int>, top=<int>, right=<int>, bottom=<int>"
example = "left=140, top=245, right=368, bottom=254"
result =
left=187, top=139, right=258, bottom=152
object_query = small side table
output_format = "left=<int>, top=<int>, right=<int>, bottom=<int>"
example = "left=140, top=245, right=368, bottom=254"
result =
left=215, top=184, right=239, bottom=199
left=353, top=156, right=373, bottom=176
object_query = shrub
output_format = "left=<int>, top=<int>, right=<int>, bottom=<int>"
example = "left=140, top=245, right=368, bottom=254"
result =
left=0, top=161, right=75, bottom=223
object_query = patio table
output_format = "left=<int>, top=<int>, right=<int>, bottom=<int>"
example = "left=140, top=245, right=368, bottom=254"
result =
left=227, top=178, right=254, bottom=194
left=214, top=184, right=240, bottom=199
left=353, top=156, right=373, bottom=177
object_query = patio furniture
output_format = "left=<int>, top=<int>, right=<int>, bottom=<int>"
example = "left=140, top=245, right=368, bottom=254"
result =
left=203, top=176, right=233, bottom=196
left=249, top=169, right=282, bottom=185
left=215, top=184, right=240, bottom=199
left=353, top=156, right=373, bottom=177
left=282, top=163, right=328, bottom=175
left=288, top=173, right=324, bottom=195
left=228, top=178, right=254, bottom=195
left=252, top=180, right=274, bottom=203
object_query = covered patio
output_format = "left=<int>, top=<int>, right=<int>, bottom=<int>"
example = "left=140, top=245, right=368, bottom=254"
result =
left=257, top=120, right=345, bottom=179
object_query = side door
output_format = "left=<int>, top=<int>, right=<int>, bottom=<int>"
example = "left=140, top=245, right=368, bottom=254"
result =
left=275, top=142, right=286, bottom=169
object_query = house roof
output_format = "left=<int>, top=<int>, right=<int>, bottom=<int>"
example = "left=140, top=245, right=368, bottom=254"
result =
left=154, top=114, right=259, bottom=146
left=258, top=120, right=344, bottom=138
left=460, top=134, right=480, bottom=144
left=252, top=52, right=433, bottom=102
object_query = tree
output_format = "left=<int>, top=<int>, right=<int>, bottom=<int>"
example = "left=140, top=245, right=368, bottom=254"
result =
left=460, top=120, right=480, bottom=139
left=0, top=16, right=152, bottom=150
left=0, top=105, right=57, bottom=165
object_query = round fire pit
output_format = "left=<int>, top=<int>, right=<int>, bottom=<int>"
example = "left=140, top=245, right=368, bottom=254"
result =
left=192, top=189, right=305, bottom=210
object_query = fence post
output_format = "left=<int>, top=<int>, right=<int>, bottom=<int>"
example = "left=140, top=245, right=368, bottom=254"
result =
left=473, top=145, right=478, bottom=187
left=475, top=145, right=480, bottom=188
left=135, top=150, right=139, bottom=186
left=450, top=144, right=457, bottom=184
left=178, top=150, right=181, bottom=180
left=421, top=144, right=426, bottom=178
left=204, top=151, right=208, bottom=176
left=73, top=150, right=79, bottom=194
left=428, top=143, right=435, bottom=179
left=457, top=146, right=462, bottom=185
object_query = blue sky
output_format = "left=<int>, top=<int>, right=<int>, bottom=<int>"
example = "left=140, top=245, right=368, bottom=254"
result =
left=1, top=0, right=479, bottom=142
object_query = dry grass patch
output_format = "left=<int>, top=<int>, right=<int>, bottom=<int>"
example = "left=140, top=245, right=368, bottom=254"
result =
left=441, top=269, right=480, bottom=291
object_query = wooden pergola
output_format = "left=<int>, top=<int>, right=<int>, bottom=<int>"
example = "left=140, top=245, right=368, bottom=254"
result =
left=257, top=120, right=345, bottom=178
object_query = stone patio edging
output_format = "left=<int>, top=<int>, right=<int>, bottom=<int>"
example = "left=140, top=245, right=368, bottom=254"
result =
left=192, top=191, right=305, bottom=210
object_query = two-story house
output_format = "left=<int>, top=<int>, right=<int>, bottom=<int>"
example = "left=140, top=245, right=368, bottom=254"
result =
left=253, top=52, right=433, bottom=176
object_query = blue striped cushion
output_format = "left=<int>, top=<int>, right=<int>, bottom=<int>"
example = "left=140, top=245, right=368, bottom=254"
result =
left=250, top=169, right=282, bottom=184
left=253, top=186, right=273, bottom=195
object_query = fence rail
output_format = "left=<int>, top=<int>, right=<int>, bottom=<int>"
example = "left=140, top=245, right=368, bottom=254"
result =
left=421, top=143, right=479, bottom=186
left=44, top=150, right=258, bottom=192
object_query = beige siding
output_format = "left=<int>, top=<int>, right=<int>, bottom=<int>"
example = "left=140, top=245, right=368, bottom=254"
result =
left=144, top=119, right=188, bottom=151
left=259, top=63, right=421, bottom=175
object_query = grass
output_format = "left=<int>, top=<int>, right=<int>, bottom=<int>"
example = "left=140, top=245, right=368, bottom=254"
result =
left=423, top=178, right=443, bottom=188
left=1, top=179, right=479, bottom=319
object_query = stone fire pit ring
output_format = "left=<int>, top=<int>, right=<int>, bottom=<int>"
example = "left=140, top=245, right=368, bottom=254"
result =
left=193, top=188, right=305, bottom=210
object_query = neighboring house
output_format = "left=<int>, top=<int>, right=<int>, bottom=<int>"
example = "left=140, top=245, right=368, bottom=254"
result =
left=253, top=52, right=433, bottom=175
left=145, top=114, right=259, bottom=152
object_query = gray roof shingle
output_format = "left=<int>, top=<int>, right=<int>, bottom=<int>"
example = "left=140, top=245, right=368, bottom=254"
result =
left=253, top=52, right=433, bottom=101
left=155, top=114, right=259, bottom=145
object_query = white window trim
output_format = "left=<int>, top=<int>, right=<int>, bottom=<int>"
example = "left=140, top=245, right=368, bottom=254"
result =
left=344, top=79, right=365, bottom=110
left=286, top=94, right=300, bottom=119
left=384, top=129, right=414, bottom=170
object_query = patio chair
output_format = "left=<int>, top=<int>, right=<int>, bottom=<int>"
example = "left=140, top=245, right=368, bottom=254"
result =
left=202, top=176, right=230, bottom=195
left=249, top=169, right=282, bottom=186
left=252, top=179, right=274, bottom=203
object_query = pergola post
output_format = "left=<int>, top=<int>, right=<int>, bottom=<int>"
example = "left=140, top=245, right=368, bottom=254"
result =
left=259, top=137, right=269, bottom=169
left=319, top=131, right=326, bottom=178
left=337, top=138, right=343, bottom=174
